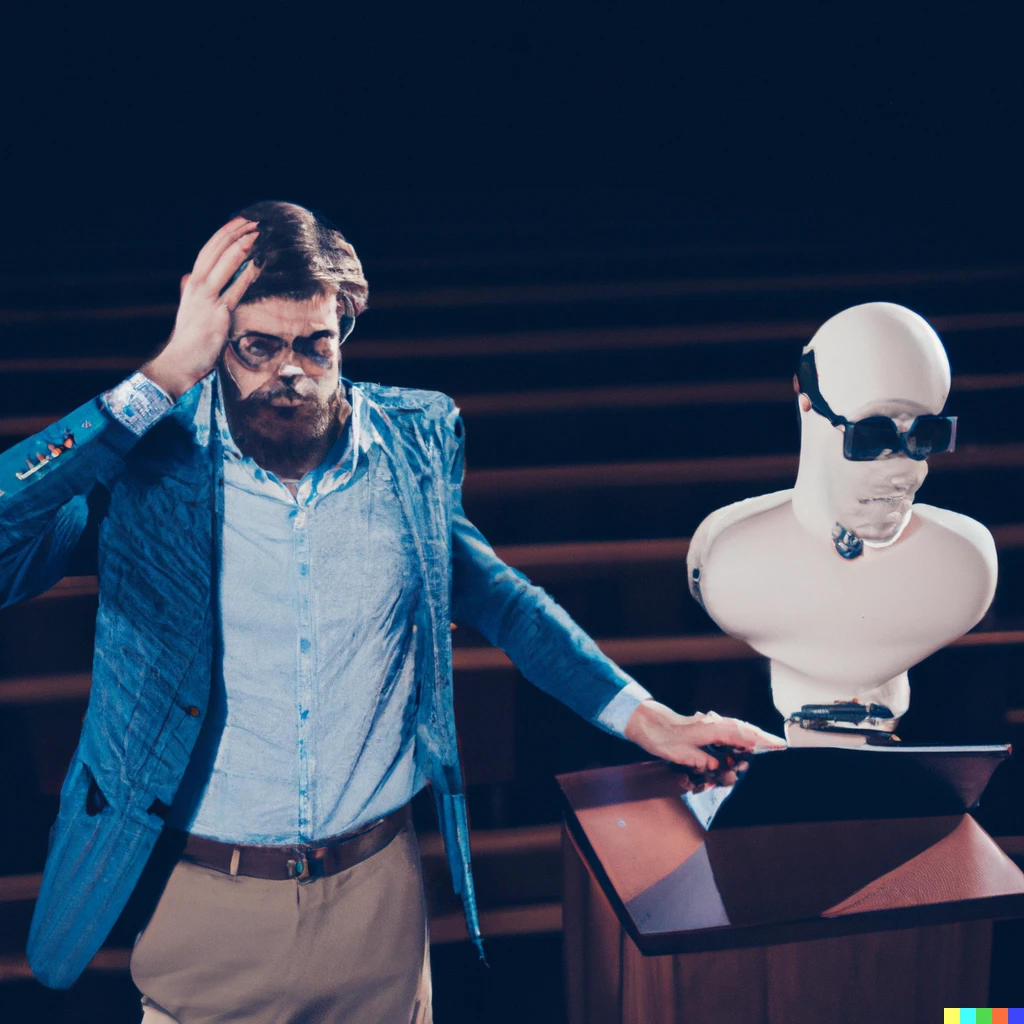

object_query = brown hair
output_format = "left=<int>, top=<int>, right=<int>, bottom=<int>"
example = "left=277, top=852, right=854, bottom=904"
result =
left=234, top=200, right=368, bottom=315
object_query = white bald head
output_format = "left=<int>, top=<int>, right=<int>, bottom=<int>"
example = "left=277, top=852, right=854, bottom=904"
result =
left=809, top=302, right=951, bottom=420
left=792, top=302, right=952, bottom=550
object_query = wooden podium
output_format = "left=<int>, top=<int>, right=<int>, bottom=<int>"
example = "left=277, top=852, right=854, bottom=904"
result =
left=557, top=756, right=1024, bottom=1024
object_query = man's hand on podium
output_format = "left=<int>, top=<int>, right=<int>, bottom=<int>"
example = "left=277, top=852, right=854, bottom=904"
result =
left=623, top=700, right=787, bottom=790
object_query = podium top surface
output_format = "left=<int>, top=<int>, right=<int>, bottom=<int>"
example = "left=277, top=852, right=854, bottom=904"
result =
left=682, top=743, right=1010, bottom=829
left=556, top=756, right=1024, bottom=955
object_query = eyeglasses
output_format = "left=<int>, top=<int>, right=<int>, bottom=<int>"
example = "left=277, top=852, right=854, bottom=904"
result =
left=796, top=350, right=957, bottom=461
left=228, top=303, right=357, bottom=373
left=229, top=333, right=337, bottom=371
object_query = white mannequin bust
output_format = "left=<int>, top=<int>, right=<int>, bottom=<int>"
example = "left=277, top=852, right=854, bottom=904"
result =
left=686, top=302, right=997, bottom=741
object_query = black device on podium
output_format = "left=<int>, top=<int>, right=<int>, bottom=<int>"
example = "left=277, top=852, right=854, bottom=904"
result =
left=682, top=744, right=1012, bottom=830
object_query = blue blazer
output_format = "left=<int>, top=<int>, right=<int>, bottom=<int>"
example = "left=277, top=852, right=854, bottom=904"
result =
left=0, top=376, right=638, bottom=988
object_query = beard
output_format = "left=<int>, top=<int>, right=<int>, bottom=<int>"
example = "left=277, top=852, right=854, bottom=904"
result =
left=220, top=368, right=349, bottom=475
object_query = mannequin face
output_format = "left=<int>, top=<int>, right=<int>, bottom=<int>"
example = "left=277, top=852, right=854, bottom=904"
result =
left=806, top=397, right=931, bottom=543
left=792, top=302, right=952, bottom=550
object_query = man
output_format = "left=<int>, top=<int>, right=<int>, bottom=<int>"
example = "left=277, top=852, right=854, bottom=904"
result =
left=1, top=202, right=784, bottom=1022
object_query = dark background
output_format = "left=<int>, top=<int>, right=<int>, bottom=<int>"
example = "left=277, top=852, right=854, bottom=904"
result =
left=2, top=6, right=1022, bottom=260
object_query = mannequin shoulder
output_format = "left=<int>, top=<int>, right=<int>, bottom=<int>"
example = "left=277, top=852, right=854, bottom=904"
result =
left=689, top=490, right=794, bottom=566
left=911, top=504, right=998, bottom=566
left=687, top=490, right=793, bottom=601
left=910, top=504, right=998, bottom=618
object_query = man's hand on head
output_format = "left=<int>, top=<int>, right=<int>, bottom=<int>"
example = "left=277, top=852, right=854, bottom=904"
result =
left=623, top=700, right=786, bottom=790
left=143, top=217, right=262, bottom=400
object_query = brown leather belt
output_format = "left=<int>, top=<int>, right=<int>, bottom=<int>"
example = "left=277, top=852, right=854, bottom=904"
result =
left=174, top=803, right=412, bottom=883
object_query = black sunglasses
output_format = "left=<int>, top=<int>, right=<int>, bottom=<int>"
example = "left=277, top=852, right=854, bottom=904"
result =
left=796, top=350, right=957, bottom=461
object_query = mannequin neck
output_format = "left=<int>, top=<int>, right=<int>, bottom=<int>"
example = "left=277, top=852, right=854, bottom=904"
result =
left=790, top=462, right=838, bottom=542
left=791, top=457, right=915, bottom=552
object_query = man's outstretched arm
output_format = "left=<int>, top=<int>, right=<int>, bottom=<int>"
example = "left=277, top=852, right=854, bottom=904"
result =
left=450, top=508, right=785, bottom=774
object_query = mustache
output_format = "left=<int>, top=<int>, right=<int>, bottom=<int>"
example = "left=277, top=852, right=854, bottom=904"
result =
left=243, top=378, right=319, bottom=404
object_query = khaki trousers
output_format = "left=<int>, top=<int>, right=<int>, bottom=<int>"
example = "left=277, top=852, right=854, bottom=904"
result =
left=130, top=825, right=432, bottom=1023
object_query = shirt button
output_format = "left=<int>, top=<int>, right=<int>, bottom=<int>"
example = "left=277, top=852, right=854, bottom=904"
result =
left=295, top=511, right=307, bottom=528
left=187, top=705, right=200, bottom=717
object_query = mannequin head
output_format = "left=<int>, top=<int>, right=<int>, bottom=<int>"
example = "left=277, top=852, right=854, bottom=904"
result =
left=792, top=302, right=952, bottom=548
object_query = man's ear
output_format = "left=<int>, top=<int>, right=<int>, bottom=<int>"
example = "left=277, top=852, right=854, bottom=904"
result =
left=337, top=292, right=357, bottom=345
left=180, top=273, right=191, bottom=299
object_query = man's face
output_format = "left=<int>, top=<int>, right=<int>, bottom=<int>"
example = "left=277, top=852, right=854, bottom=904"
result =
left=823, top=398, right=931, bottom=543
left=220, top=291, right=345, bottom=450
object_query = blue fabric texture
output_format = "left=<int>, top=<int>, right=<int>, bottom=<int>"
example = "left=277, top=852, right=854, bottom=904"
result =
left=170, top=378, right=428, bottom=843
left=0, top=372, right=651, bottom=988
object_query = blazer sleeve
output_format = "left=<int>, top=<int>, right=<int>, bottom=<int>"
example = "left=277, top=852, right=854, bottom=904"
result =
left=447, top=410, right=651, bottom=737
left=0, top=371, right=172, bottom=607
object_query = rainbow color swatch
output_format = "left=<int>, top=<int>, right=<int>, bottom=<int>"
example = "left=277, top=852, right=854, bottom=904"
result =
left=944, top=1011, right=1023, bottom=1023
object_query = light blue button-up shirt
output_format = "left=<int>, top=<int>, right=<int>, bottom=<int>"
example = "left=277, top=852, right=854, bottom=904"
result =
left=99, top=370, right=652, bottom=848
left=166, top=379, right=427, bottom=843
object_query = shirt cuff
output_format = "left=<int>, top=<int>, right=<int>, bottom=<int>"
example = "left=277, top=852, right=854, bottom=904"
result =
left=595, top=680, right=653, bottom=738
left=102, top=371, right=174, bottom=436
